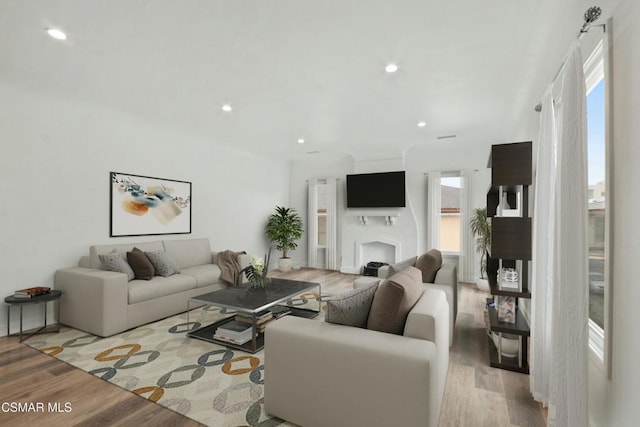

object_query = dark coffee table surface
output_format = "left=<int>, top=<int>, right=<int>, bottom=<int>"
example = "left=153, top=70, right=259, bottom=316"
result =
left=191, top=278, right=319, bottom=313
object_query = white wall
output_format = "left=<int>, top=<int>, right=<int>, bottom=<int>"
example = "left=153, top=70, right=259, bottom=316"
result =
left=589, top=1, right=640, bottom=425
left=288, top=141, right=492, bottom=278
left=404, top=141, right=492, bottom=279
left=0, top=82, right=290, bottom=336
left=288, top=152, right=353, bottom=268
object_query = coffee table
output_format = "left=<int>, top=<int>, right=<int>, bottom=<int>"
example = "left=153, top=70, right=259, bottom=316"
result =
left=187, top=278, right=321, bottom=353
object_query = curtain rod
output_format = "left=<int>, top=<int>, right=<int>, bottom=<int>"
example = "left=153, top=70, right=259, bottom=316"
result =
left=534, top=6, right=604, bottom=112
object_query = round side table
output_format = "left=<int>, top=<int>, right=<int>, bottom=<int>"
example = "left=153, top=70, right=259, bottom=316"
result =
left=4, top=290, right=62, bottom=342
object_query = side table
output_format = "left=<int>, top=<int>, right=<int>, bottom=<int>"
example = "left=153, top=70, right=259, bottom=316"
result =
left=5, top=290, right=62, bottom=342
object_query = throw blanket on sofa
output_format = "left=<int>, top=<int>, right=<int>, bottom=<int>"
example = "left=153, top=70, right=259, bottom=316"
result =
left=217, top=250, right=246, bottom=286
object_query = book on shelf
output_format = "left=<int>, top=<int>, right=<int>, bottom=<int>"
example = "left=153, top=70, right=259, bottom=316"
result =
left=235, top=311, right=274, bottom=325
left=215, top=320, right=253, bottom=341
left=270, top=306, right=292, bottom=319
left=256, top=318, right=275, bottom=333
left=213, top=333, right=252, bottom=345
left=14, top=286, right=51, bottom=298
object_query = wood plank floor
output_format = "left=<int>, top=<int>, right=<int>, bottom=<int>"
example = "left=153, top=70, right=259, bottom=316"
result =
left=0, top=268, right=545, bottom=426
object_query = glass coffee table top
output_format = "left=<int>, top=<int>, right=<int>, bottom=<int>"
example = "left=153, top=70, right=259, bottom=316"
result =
left=190, top=277, right=319, bottom=313
left=187, top=277, right=321, bottom=353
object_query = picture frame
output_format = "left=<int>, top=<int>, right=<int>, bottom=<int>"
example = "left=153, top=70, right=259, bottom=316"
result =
left=110, top=172, right=192, bottom=237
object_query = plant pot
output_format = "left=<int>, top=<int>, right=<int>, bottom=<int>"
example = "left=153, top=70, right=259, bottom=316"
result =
left=476, top=278, right=490, bottom=292
left=491, top=332, right=520, bottom=358
left=278, top=258, right=293, bottom=272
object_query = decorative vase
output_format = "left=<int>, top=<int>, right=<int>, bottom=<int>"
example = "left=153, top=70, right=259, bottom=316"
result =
left=249, top=276, right=268, bottom=289
left=278, top=258, right=293, bottom=272
left=476, top=278, right=490, bottom=292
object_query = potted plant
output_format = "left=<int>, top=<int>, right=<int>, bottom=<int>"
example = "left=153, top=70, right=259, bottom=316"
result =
left=265, top=206, right=304, bottom=272
left=469, top=207, right=491, bottom=291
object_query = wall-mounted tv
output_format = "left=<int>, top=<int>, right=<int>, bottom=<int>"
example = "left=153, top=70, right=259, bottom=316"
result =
left=346, top=171, right=406, bottom=208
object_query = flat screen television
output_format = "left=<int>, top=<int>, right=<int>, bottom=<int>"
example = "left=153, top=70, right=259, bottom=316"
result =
left=346, top=171, right=406, bottom=208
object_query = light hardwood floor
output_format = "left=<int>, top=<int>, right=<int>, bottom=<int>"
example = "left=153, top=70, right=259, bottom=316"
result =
left=0, top=268, right=545, bottom=426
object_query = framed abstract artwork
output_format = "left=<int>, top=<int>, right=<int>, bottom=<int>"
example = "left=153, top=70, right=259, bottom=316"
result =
left=110, top=172, right=192, bottom=237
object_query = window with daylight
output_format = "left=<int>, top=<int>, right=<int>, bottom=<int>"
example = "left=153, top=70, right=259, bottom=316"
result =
left=584, top=39, right=609, bottom=368
left=440, top=174, right=462, bottom=254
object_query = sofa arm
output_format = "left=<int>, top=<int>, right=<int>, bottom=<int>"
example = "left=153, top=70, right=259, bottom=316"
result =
left=54, top=267, right=128, bottom=337
left=237, top=253, right=251, bottom=271
left=433, top=262, right=458, bottom=334
left=265, top=317, right=440, bottom=427
left=377, top=265, right=393, bottom=279
left=377, top=256, right=417, bottom=279
left=434, top=262, right=457, bottom=286
left=404, top=288, right=449, bottom=416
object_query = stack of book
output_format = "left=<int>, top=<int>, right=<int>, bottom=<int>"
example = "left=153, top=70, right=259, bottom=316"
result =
left=214, top=320, right=253, bottom=345
left=235, top=310, right=275, bottom=333
left=14, top=286, right=51, bottom=299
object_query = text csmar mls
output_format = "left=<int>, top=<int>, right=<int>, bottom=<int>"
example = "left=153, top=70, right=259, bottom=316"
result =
left=1, top=402, right=72, bottom=413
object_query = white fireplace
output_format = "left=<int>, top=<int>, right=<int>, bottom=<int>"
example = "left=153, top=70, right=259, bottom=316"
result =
left=355, top=238, right=401, bottom=274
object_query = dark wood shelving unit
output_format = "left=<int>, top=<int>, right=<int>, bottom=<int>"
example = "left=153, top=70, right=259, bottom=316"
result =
left=486, top=141, right=532, bottom=374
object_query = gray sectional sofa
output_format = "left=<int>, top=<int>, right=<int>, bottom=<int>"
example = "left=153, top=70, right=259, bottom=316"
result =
left=54, top=238, right=250, bottom=337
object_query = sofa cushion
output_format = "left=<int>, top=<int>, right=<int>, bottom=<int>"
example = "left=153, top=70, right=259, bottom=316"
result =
left=367, top=266, right=423, bottom=335
left=181, top=264, right=221, bottom=288
left=128, top=274, right=197, bottom=304
left=98, top=251, right=135, bottom=281
left=163, top=238, right=212, bottom=270
left=415, top=249, right=443, bottom=283
left=325, top=282, right=378, bottom=328
left=127, top=247, right=155, bottom=280
left=89, top=240, right=164, bottom=269
left=145, top=250, right=180, bottom=277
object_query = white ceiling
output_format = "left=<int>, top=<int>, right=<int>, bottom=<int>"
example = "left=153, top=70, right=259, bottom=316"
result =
left=1, top=0, right=617, bottom=160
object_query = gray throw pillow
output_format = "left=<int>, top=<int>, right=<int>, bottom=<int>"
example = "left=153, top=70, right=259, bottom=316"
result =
left=389, top=256, right=418, bottom=275
left=367, top=266, right=423, bottom=335
left=127, top=247, right=155, bottom=280
left=144, top=250, right=180, bottom=277
left=99, top=250, right=135, bottom=281
left=325, top=282, right=378, bottom=328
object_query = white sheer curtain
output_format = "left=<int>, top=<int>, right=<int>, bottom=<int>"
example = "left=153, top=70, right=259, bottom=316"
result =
left=426, top=171, right=441, bottom=250
left=307, top=178, right=337, bottom=270
left=530, top=42, right=588, bottom=427
left=324, top=178, right=338, bottom=270
left=459, top=170, right=474, bottom=282
left=530, top=86, right=557, bottom=407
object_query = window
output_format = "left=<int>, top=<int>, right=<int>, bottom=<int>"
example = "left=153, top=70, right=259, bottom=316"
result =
left=440, top=175, right=462, bottom=254
left=585, top=40, right=609, bottom=369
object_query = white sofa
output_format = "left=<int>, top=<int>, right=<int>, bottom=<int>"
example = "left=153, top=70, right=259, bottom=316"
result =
left=377, top=250, right=458, bottom=346
left=54, top=238, right=249, bottom=337
left=265, top=286, right=450, bottom=427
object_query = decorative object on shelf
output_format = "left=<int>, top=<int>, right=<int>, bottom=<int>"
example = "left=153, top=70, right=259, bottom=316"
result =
left=499, top=267, right=520, bottom=290
left=469, top=207, right=491, bottom=291
left=244, top=252, right=270, bottom=288
left=497, top=295, right=516, bottom=324
left=265, top=206, right=304, bottom=272
left=110, top=172, right=192, bottom=237
left=491, top=332, right=520, bottom=357
left=13, top=286, right=51, bottom=299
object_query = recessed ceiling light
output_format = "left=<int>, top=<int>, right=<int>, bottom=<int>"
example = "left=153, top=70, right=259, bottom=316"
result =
left=417, top=121, right=427, bottom=127
left=221, top=104, right=232, bottom=112
left=297, top=138, right=305, bottom=144
left=385, top=63, right=398, bottom=73
left=47, top=28, right=67, bottom=40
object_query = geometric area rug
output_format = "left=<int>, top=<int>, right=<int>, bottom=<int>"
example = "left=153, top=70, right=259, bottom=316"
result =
left=25, top=292, right=323, bottom=427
